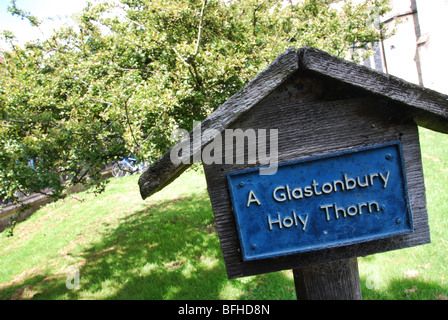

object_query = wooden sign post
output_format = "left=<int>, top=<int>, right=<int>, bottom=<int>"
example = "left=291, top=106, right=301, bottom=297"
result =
left=139, top=47, right=448, bottom=300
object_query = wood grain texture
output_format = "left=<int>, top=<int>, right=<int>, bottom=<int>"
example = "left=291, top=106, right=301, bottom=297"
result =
left=138, top=47, right=299, bottom=199
left=203, top=73, right=430, bottom=279
left=293, top=258, right=362, bottom=300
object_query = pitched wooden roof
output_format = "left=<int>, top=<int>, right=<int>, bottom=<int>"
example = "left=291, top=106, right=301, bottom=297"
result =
left=138, top=46, right=448, bottom=200
left=298, top=47, right=448, bottom=133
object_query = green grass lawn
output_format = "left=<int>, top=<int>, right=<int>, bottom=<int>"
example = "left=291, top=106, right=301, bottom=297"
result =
left=0, top=167, right=296, bottom=300
left=358, top=127, right=448, bottom=300
left=0, top=128, right=447, bottom=300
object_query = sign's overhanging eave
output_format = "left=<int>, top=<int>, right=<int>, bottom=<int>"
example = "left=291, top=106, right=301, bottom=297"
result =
left=297, top=46, right=448, bottom=134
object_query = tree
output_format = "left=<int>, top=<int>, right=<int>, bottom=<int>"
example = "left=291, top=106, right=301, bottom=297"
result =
left=0, top=0, right=392, bottom=205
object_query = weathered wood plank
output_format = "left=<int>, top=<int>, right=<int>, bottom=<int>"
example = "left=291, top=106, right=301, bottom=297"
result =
left=297, top=46, right=448, bottom=133
left=203, top=73, right=430, bottom=278
left=138, top=47, right=299, bottom=199
left=293, top=258, right=362, bottom=300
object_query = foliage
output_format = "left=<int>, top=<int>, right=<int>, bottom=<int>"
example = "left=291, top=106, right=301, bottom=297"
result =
left=0, top=0, right=392, bottom=203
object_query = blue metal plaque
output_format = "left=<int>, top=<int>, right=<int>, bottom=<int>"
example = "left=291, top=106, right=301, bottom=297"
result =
left=227, top=141, right=413, bottom=261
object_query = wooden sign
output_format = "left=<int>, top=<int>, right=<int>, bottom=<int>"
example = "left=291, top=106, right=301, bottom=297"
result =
left=200, top=49, right=433, bottom=279
left=139, top=47, right=448, bottom=298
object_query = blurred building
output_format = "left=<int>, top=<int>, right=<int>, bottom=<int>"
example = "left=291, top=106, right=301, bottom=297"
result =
left=367, top=0, right=448, bottom=94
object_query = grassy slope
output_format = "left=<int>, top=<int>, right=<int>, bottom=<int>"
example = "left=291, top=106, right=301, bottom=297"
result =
left=0, top=128, right=447, bottom=300
left=359, top=128, right=448, bottom=300
left=0, top=167, right=295, bottom=300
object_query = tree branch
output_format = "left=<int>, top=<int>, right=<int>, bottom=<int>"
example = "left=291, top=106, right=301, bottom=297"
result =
left=194, top=0, right=207, bottom=57
left=172, top=46, right=190, bottom=67
left=122, top=94, right=141, bottom=153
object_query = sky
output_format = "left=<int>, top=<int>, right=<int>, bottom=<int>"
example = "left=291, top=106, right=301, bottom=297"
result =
left=0, top=0, right=88, bottom=49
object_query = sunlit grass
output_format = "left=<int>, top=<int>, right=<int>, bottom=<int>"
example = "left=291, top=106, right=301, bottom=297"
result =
left=0, top=167, right=295, bottom=300
left=0, top=128, right=447, bottom=300
left=358, top=127, right=448, bottom=300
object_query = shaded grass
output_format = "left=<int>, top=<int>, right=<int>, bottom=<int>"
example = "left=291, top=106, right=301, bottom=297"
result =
left=0, top=128, right=447, bottom=300
left=0, top=167, right=295, bottom=300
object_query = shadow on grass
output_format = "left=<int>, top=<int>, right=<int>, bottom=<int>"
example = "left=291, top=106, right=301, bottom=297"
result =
left=2, top=187, right=446, bottom=300
left=1, top=192, right=294, bottom=300
left=71, top=193, right=226, bottom=299
left=2, top=189, right=447, bottom=300
left=360, top=276, right=448, bottom=300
